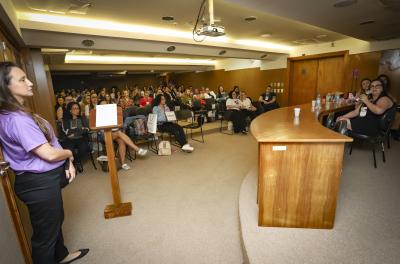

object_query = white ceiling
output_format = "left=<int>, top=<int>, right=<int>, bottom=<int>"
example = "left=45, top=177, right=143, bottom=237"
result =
left=226, top=0, right=400, bottom=41
left=6, top=0, right=399, bottom=72
left=12, top=0, right=348, bottom=45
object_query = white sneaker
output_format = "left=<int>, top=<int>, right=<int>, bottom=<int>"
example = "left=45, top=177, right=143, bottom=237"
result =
left=121, top=163, right=131, bottom=170
left=137, top=148, right=148, bottom=156
left=181, top=144, right=194, bottom=152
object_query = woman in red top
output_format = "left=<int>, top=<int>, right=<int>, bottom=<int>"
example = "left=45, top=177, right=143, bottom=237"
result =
left=139, top=90, right=153, bottom=107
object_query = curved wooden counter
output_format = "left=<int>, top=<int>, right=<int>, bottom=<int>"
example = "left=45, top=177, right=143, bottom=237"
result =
left=250, top=103, right=352, bottom=229
left=251, top=103, right=353, bottom=143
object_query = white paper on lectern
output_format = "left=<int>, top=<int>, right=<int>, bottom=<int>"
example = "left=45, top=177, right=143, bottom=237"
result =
left=96, top=104, right=118, bottom=127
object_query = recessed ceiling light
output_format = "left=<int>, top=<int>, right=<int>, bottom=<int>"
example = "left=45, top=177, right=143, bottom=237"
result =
left=219, top=50, right=226, bottom=55
left=260, top=54, right=268, bottom=59
left=333, top=0, right=357, bottom=8
left=359, top=20, right=375, bottom=25
left=81, top=39, right=94, bottom=47
left=162, top=16, right=174, bottom=21
left=260, top=34, right=271, bottom=38
left=167, top=46, right=176, bottom=52
left=316, top=34, right=328, bottom=39
left=244, top=16, right=257, bottom=22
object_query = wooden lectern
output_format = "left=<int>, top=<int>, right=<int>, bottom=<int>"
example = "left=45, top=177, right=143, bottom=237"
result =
left=89, top=106, right=132, bottom=219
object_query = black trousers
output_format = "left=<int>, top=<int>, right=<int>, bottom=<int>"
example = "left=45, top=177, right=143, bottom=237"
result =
left=61, top=137, right=89, bottom=164
left=159, top=122, right=187, bottom=147
left=14, top=165, right=69, bottom=264
left=230, top=110, right=247, bottom=133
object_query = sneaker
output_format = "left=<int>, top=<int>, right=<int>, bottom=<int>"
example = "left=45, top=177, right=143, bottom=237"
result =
left=181, top=144, right=194, bottom=152
left=121, top=163, right=131, bottom=170
left=137, top=148, right=148, bottom=156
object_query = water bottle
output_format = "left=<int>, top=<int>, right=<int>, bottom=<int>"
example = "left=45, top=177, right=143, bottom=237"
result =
left=316, top=92, right=321, bottom=109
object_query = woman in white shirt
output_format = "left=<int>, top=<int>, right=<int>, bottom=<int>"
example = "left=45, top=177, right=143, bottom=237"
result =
left=240, top=91, right=258, bottom=121
left=226, top=91, right=247, bottom=134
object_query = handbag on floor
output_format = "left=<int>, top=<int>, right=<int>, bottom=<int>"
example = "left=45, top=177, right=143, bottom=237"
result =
left=158, top=140, right=172, bottom=156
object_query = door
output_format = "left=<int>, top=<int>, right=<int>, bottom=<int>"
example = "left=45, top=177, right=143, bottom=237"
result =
left=290, top=59, right=318, bottom=105
left=317, top=56, right=345, bottom=95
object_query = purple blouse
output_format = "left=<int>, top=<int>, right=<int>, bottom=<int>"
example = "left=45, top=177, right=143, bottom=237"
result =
left=0, top=111, right=65, bottom=174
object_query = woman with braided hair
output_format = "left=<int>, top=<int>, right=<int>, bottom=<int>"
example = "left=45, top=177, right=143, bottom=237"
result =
left=0, top=62, right=89, bottom=264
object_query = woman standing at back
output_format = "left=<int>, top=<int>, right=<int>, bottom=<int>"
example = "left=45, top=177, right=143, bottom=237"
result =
left=0, top=62, right=88, bottom=264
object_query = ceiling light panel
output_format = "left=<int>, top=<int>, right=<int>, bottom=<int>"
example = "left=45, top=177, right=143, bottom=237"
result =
left=64, top=54, right=216, bottom=65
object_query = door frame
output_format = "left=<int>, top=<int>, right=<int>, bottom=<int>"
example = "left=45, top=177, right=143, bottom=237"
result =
left=287, top=50, right=350, bottom=106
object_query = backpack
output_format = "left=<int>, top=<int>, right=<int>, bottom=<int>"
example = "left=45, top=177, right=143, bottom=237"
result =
left=128, top=116, right=147, bottom=137
left=158, top=140, right=172, bottom=156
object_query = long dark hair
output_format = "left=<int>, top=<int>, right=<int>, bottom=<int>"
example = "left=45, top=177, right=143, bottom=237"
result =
left=153, top=94, right=164, bottom=107
left=0, top=61, right=52, bottom=142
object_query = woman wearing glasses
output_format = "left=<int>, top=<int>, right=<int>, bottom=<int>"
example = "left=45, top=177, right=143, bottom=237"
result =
left=337, top=78, right=394, bottom=136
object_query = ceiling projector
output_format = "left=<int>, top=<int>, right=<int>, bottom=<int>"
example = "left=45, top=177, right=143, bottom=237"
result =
left=197, top=24, right=225, bottom=37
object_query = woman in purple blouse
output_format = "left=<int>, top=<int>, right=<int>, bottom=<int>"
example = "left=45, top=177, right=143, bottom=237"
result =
left=0, top=62, right=89, bottom=264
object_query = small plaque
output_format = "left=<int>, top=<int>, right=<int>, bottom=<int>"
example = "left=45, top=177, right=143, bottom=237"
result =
left=272, top=146, right=287, bottom=151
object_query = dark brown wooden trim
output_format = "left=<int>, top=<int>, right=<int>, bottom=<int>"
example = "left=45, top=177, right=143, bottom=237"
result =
left=0, top=4, right=25, bottom=48
left=0, top=151, right=32, bottom=264
left=289, top=51, right=348, bottom=61
left=1, top=176, right=32, bottom=264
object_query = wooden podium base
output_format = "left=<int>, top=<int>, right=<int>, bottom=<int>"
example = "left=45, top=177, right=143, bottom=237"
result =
left=104, top=202, right=132, bottom=219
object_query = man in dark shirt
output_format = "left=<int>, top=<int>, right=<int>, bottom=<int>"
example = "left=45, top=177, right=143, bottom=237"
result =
left=258, top=85, right=279, bottom=112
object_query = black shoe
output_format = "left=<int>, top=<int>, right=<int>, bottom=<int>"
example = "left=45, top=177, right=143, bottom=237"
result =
left=59, top=249, right=89, bottom=264
left=241, top=130, right=248, bottom=135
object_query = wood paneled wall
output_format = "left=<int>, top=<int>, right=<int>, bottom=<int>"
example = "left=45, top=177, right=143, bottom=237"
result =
left=51, top=74, right=161, bottom=92
left=346, top=51, right=381, bottom=94
left=172, top=68, right=287, bottom=105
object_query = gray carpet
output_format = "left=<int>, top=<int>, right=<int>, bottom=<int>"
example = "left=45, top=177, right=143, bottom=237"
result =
left=240, top=140, right=400, bottom=264
left=62, top=131, right=258, bottom=264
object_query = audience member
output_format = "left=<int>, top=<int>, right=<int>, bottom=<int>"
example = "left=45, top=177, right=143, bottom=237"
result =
left=337, top=78, right=394, bottom=136
left=226, top=91, right=247, bottom=134
left=152, top=94, right=194, bottom=152
left=259, top=85, right=279, bottom=112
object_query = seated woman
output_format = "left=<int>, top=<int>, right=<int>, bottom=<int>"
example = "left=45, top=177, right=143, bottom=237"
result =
left=60, top=102, right=90, bottom=172
left=226, top=91, right=247, bottom=134
left=355, top=78, right=371, bottom=97
left=55, top=95, right=66, bottom=121
left=258, top=85, right=279, bottom=112
left=337, top=78, right=394, bottom=136
left=152, top=94, right=194, bottom=152
left=240, top=91, right=258, bottom=120
left=98, top=100, right=148, bottom=170
left=139, top=90, right=153, bottom=107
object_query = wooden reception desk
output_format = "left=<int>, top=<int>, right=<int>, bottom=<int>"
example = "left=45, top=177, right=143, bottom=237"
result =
left=250, top=103, right=353, bottom=229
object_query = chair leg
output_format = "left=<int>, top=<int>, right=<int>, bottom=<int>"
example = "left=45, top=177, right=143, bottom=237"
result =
left=381, top=141, right=386, bottom=163
left=372, top=145, right=377, bottom=168
left=89, top=151, right=97, bottom=170
left=349, top=142, right=353, bottom=155
left=387, top=135, right=391, bottom=149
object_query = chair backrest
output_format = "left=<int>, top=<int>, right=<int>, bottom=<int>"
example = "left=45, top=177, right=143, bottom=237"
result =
left=325, top=113, right=335, bottom=129
left=175, top=109, right=193, bottom=120
left=379, top=105, right=397, bottom=132
left=192, top=99, right=202, bottom=111
left=136, top=105, right=152, bottom=116
left=218, top=100, right=227, bottom=112
left=123, top=106, right=139, bottom=118
left=205, top=98, right=216, bottom=110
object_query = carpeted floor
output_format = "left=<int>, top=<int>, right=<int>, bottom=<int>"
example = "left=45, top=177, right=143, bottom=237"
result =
left=240, top=140, right=400, bottom=264
left=62, top=130, right=258, bottom=264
